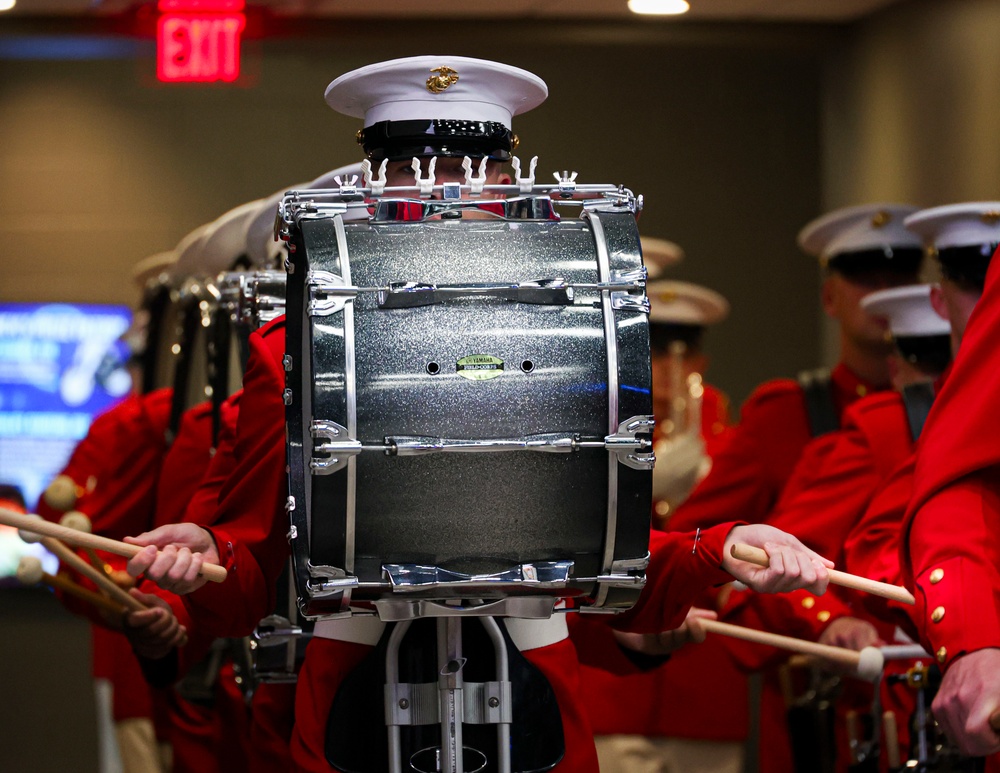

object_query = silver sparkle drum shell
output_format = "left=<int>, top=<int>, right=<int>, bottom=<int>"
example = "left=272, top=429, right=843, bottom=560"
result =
left=284, top=209, right=652, bottom=617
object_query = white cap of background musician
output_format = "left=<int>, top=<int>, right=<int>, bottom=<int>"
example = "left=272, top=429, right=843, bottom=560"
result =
left=245, top=162, right=367, bottom=268
left=648, top=280, right=730, bottom=328
left=860, top=284, right=949, bottom=339
left=326, top=55, right=548, bottom=162
left=861, top=283, right=952, bottom=375
left=131, top=251, right=177, bottom=291
left=642, top=237, right=684, bottom=280
left=798, top=203, right=924, bottom=276
left=190, top=199, right=266, bottom=277
left=904, top=202, right=1000, bottom=290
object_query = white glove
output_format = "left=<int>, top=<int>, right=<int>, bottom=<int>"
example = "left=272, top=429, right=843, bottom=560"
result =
left=651, top=432, right=711, bottom=507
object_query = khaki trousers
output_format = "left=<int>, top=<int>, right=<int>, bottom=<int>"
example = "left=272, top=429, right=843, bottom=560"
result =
left=595, top=734, right=744, bottom=773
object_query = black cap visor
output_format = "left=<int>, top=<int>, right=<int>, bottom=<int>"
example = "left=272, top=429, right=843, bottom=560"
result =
left=937, top=243, right=998, bottom=292
left=360, top=119, right=513, bottom=162
left=895, top=334, right=952, bottom=376
left=826, top=247, right=925, bottom=279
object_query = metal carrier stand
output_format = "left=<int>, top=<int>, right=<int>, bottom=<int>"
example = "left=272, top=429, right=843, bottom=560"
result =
left=386, top=612, right=511, bottom=773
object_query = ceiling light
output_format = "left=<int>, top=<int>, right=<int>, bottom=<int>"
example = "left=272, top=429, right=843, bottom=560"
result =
left=0, top=0, right=15, bottom=11
left=628, top=0, right=690, bottom=15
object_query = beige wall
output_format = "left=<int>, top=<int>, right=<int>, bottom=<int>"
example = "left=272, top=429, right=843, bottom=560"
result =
left=818, top=0, right=1000, bottom=362
left=824, top=0, right=1000, bottom=208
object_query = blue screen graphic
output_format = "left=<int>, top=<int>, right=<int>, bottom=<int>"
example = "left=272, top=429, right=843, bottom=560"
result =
left=0, top=303, right=133, bottom=583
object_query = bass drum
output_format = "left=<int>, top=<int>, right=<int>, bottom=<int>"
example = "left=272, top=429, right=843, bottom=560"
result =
left=284, top=204, right=653, bottom=619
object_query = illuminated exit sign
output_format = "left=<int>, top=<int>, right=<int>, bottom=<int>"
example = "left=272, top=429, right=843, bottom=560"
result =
left=157, top=0, right=246, bottom=83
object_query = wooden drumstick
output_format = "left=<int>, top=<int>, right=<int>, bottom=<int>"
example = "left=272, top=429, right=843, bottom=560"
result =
left=729, top=543, right=916, bottom=606
left=18, top=522, right=146, bottom=612
left=59, top=511, right=112, bottom=576
left=698, top=618, right=885, bottom=681
left=17, top=556, right=126, bottom=618
left=883, top=710, right=901, bottom=769
left=48, top=539, right=146, bottom=612
left=0, top=507, right=227, bottom=584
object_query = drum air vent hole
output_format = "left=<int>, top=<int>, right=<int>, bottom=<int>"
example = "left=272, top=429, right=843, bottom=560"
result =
left=426, top=362, right=440, bottom=375
left=521, top=360, right=534, bottom=373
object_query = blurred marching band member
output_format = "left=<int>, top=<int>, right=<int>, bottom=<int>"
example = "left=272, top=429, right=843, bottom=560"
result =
left=664, top=204, right=923, bottom=772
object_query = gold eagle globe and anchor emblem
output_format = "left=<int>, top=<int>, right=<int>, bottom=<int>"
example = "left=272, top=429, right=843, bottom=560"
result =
left=426, top=66, right=460, bottom=93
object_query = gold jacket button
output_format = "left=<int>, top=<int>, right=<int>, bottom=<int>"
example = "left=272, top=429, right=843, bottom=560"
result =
left=936, top=646, right=947, bottom=663
left=817, top=610, right=831, bottom=623
left=801, top=597, right=816, bottom=609
left=930, top=568, right=944, bottom=584
left=931, top=606, right=946, bottom=623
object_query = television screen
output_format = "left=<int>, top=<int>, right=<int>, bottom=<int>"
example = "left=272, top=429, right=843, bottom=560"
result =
left=0, top=302, right=133, bottom=585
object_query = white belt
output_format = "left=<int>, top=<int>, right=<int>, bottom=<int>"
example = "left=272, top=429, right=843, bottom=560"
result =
left=312, top=614, right=567, bottom=651
left=314, top=616, right=386, bottom=646
left=504, top=615, right=568, bottom=651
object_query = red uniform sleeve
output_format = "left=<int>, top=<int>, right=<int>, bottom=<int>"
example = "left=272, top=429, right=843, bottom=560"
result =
left=612, top=522, right=737, bottom=633
left=904, top=471, right=1000, bottom=670
left=180, top=392, right=242, bottom=528
left=181, top=320, right=289, bottom=638
left=152, top=401, right=216, bottom=528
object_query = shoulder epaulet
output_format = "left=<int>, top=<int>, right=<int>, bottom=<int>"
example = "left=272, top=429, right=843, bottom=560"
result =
left=797, top=368, right=839, bottom=438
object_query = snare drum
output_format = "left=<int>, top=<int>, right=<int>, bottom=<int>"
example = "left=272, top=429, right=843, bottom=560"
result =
left=283, top=198, right=653, bottom=619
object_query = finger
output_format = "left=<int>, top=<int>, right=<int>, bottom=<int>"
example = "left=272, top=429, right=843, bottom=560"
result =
left=185, top=552, right=205, bottom=585
left=766, top=543, right=786, bottom=581
left=810, top=559, right=831, bottom=593
left=126, top=544, right=159, bottom=578
left=167, top=548, right=193, bottom=583
left=796, top=550, right=818, bottom=589
left=687, top=616, right=707, bottom=644
left=932, top=696, right=960, bottom=753
left=145, top=544, right=179, bottom=582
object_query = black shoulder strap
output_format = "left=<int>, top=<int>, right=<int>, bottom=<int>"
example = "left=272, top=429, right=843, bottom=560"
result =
left=797, top=368, right=840, bottom=438
left=901, top=381, right=937, bottom=442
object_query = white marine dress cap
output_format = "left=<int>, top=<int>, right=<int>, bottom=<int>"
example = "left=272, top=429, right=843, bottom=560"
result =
left=860, top=284, right=950, bottom=338
left=798, top=203, right=924, bottom=275
left=647, top=280, right=730, bottom=327
left=905, top=202, right=1000, bottom=288
left=326, top=56, right=548, bottom=161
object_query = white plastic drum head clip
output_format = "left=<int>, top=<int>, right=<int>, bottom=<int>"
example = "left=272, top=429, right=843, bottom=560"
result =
left=461, top=156, right=488, bottom=197
left=411, top=157, right=436, bottom=197
left=511, top=155, right=538, bottom=194
left=362, top=159, right=389, bottom=197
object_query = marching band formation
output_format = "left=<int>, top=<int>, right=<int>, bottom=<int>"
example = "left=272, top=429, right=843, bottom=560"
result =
left=5, top=54, right=1000, bottom=773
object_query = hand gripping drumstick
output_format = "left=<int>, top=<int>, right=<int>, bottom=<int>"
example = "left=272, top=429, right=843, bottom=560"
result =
left=18, top=517, right=147, bottom=612
left=0, top=507, right=228, bottom=584
left=16, top=556, right=126, bottom=618
left=730, top=543, right=916, bottom=606
left=697, top=618, right=885, bottom=681
left=59, top=511, right=113, bottom=577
